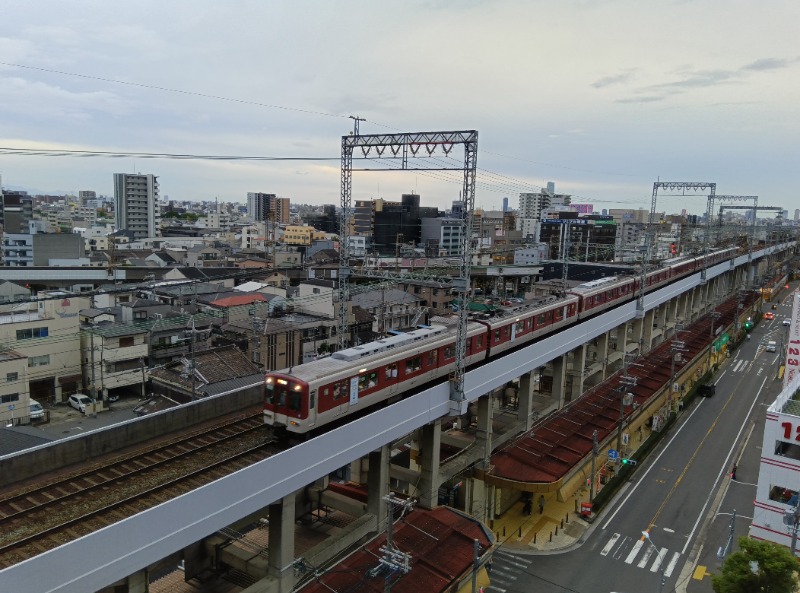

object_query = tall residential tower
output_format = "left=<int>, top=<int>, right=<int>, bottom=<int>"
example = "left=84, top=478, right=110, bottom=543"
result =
left=114, top=173, right=160, bottom=240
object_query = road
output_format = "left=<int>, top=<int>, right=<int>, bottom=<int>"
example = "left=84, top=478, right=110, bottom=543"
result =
left=485, top=291, right=794, bottom=593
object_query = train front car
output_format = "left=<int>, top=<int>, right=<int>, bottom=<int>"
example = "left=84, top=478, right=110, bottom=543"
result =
left=264, top=373, right=310, bottom=434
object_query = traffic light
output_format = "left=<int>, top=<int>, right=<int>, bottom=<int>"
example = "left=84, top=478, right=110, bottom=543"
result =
left=621, top=458, right=637, bottom=466
left=744, top=319, right=753, bottom=330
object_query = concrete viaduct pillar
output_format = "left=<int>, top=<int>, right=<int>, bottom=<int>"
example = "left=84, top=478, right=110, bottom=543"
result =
left=517, top=371, right=535, bottom=432
left=367, top=445, right=389, bottom=528
left=418, top=419, right=442, bottom=509
left=570, top=344, right=586, bottom=400
left=268, top=493, right=296, bottom=592
left=551, top=355, right=567, bottom=408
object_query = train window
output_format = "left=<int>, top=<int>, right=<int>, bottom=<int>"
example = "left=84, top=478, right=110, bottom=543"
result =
left=406, top=356, right=422, bottom=374
left=444, top=346, right=455, bottom=359
left=537, top=314, right=546, bottom=324
left=515, top=321, right=524, bottom=334
left=494, top=329, right=501, bottom=342
left=333, top=381, right=347, bottom=400
left=309, top=390, right=316, bottom=409
left=475, top=335, right=484, bottom=348
left=265, top=381, right=275, bottom=404
left=428, top=350, right=438, bottom=366
left=385, top=363, right=398, bottom=379
left=554, top=309, right=563, bottom=321
left=289, top=390, right=302, bottom=411
left=358, top=372, right=378, bottom=391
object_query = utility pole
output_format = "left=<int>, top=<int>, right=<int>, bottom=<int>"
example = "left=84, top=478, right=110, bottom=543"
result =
left=89, top=330, right=97, bottom=402
left=378, top=494, right=413, bottom=593
left=189, top=282, right=198, bottom=400
left=139, top=357, right=146, bottom=400
left=590, top=429, right=599, bottom=502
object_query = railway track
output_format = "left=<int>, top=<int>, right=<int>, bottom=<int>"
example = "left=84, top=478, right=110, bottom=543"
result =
left=0, top=412, right=279, bottom=568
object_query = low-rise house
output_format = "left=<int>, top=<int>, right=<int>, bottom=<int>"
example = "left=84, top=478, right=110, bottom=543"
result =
left=149, top=345, right=263, bottom=403
left=0, top=280, right=30, bottom=304
left=0, top=349, right=30, bottom=426
left=82, top=321, right=149, bottom=401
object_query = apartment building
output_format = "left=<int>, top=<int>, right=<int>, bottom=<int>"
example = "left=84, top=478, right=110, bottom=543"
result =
left=114, top=173, right=161, bottom=240
left=0, top=295, right=88, bottom=403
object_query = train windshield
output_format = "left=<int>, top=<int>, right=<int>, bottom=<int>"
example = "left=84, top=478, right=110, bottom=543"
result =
left=265, top=376, right=303, bottom=412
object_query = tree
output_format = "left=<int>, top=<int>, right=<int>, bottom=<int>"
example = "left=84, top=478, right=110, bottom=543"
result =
left=712, top=537, right=799, bottom=593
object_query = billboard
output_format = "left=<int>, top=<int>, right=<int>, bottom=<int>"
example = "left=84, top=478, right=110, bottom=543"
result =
left=784, top=291, right=800, bottom=389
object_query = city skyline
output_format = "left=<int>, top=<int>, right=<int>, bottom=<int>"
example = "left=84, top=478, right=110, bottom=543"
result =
left=1, top=1, right=798, bottom=216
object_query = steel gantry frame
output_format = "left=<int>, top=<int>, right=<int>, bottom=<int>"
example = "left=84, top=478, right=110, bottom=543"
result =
left=650, top=181, right=717, bottom=280
left=338, top=130, right=479, bottom=411
left=713, top=196, right=759, bottom=260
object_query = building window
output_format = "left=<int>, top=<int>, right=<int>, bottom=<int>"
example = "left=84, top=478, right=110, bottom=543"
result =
left=28, top=355, right=50, bottom=367
left=0, top=393, right=19, bottom=404
left=6, top=372, right=17, bottom=382
left=16, top=327, right=48, bottom=340
left=119, top=336, right=135, bottom=348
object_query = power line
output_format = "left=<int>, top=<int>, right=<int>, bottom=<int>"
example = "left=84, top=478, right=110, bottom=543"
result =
left=0, top=147, right=339, bottom=162
left=0, top=62, right=351, bottom=120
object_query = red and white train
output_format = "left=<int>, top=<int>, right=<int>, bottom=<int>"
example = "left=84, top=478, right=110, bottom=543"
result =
left=264, top=247, right=738, bottom=434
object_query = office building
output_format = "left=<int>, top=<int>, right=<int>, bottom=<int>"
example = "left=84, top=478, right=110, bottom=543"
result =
left=114, top=173, right=160, bottom=240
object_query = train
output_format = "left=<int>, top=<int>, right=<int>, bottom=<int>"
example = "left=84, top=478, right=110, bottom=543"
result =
left=264, top=247, right=739, bottom=434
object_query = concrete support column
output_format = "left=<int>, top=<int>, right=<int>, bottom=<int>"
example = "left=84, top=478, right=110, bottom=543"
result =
left=476, top=394, right=493, bottom=460
left=418, top=419, right=442, bottom=509
left=367, top=445, right=389, bottom=529
left=268, top=493, right=297, bottom=592
left=551, top=355, right=567, bottom=408
left=128, top=569, right=148, bottom=593
left=630, top=318, right=644, bottom=355
left=641, top=308, right=655, bottom=352
left=465, top=477, right=494, bottom=523
left=517, top=371, right=535, bottom=432
left=54, top=383, right=63, bottom=404
left=571, top=344, right=586, bottom=400
left=596, top=331, right=610, bottom=379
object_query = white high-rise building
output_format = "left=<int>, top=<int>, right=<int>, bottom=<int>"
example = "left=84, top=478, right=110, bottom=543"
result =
left=517, top=184, right=571, bottom=238
left=114, top=173, right=160, bottom=239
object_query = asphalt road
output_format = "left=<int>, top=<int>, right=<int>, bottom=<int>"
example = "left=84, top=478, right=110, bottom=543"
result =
left=486, top=290, right=794, bottom=593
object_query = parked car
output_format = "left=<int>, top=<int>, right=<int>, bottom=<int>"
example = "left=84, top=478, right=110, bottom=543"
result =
left=784, top=319, right=791, bottom=326
left=68, top=394, right=94, bottom=414
left=28, top=398, right=44, bottom=420
left=766, top=341, right=777, bottom=353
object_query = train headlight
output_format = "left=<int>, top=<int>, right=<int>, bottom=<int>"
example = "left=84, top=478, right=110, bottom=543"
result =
left=293, top=385, right=302, bottom=391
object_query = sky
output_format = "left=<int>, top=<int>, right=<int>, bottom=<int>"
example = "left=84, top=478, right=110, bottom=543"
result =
left=0, top=0, right=798, bottom=216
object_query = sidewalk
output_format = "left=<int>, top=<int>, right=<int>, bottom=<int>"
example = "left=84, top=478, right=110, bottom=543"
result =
left=490, top=490, right=595, bottom=554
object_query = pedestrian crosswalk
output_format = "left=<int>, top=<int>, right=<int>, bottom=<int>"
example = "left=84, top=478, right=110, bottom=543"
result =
left=599, top=532, right=681, bottom=577
left=484, top=549, right=532, bottom=593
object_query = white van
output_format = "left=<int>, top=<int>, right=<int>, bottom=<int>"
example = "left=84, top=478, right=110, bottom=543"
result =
left=29, top=398, right=45, bottom=420
left=766, top=341, right=777, bottom=353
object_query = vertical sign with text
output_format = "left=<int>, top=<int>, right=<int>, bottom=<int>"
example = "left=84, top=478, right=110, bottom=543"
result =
left=784, top=292, right=800, bottom=389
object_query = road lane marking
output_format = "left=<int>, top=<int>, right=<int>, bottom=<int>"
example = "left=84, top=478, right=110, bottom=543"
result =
left=662, top=527, right=675, bottom=533
left=602, top=400, right=708, bottom=530
left=637, top=545, right=653, bottom=568
left=625, top=540, right=644, bottom=564
left=650, top=547, right=668, bottom=572
left=601, top=533, right=620, bottom=556
left=664, top=551, right=680, bottom=577
left=497, top=558, right=529, bottom=569
left=612, top=535, right=630, bottom=560
left=682, top=375, right=768, bottom=554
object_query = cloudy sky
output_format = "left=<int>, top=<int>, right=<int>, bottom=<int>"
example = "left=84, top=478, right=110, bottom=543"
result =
left=1, top=0, right=798, bottom=216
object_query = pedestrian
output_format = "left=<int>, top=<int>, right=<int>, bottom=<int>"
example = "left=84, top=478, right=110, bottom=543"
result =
left=486, top=559, right=493, bottom=574
left=538, top=495, right=545, bottom=515
left=523, top=499, right=532, bottom=516
left=731, top=464, right=737, bottom=480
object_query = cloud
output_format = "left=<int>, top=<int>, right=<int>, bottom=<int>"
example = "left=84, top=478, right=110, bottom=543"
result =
left=591, top=71, right=636, bottom=88
left=611, top=56, right=797, bottom=104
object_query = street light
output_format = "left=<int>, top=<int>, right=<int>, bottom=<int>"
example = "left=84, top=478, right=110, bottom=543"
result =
left=642, top=531, right=666, bottom=593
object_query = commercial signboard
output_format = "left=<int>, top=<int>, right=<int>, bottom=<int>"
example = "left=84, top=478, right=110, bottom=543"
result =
left=784, top=292, right=800, bottom=389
